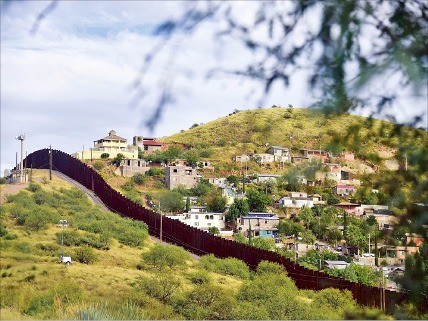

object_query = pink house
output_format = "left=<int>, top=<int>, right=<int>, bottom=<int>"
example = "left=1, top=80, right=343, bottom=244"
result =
left=335, top=202, right=360, bottom=215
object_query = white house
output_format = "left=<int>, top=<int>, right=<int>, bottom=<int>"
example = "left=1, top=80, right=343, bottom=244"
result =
left=257, top=174, right=281, bottom=182
left=266, top=146, right=291, bottom=162
left=253, top=153, right=275, bottom=164
left=166, top=212, right=225, bottom=230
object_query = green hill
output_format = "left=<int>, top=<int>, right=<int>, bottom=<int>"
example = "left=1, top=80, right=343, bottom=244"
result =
left=160, top=107, right=427, bottom=170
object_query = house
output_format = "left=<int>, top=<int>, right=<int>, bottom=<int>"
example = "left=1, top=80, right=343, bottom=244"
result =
left=257, top=174, right=281, bottom=182
left=73, top=130, right=138, bottom=160
left=384, top=246, right=419, bottom=261
left=334, top=184, right=357, bottom=196
left=335, top=202, right=360, bottom=215
left=166, top=212, right=226, bottom=230
left=233, top=154, right=251, bottom=162
left=266, top=146, right=291, bottom=162
left=277, top=192, right=315, bottom=209
left=320, top=163, right=341, bottom=181
left=198, top=161, right=214, bottom=170
left=208, top=177, right=228, bottom=188
left=291, top=156, right=309, bottom=164
left=301, top=149, right=325, bottom=161
left=238, top=213, right=279, bottom=238
left=165, top=165, right=198, bottom=189
left=253, top=153, right=275, bottom=164
left=133, top=136, right=163, bottom=153
left=115, top=159, right=150, bottom=177
left=340, top=151, right=355, bottom=161
left=325, top=260, right=350, bottom=270
left=355, top=204, right=391, bottom=218
left=361, top=211, right=397, bottom=230
left=406, top=233, right=424, bottom=247
left=222, top=188, right=246, bottom=205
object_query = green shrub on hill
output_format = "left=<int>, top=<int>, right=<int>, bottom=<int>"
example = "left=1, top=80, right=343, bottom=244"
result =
left=141, top=244, right=189, bottom=271
left=199, top=254, right=250, bottom=279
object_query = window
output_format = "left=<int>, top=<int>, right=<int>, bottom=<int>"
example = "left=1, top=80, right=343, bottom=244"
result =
left=195, top=215, right=199, bottom=220
left=207, top=223, right=211, bottom=227
left=144, top=146, right=148, bottom=151
left=173, top=169, right=178, bottom=173
left=210, top=215, right=214, bottom=220
left=205, top=215, right=209, bottom=220
left=265, top=220, right=268, bottom=224
left=195, top=222, right=199, bottom=226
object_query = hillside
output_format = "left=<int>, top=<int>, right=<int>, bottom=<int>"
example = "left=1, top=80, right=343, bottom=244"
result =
left=0, top=170, right=385, bottom=320
left=160, top=107, right=427, bottom=172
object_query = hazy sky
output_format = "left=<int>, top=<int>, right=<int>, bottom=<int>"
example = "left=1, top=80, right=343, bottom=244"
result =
left=1, top=1, right=426, bottom=174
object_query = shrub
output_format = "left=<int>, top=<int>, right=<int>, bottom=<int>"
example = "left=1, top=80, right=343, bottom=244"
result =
left=132, top=173, right=146, bottom=185
left=122, top=180, right=135, bottom=192
left=256, top=261, right=286, bottom=275
left=27, top=183, right=42, bottom=192
left=187, top=271, right=212, bottom=285
left=56, top=229, right=82, bottom=246
left=15, top=242, right=31, bottom=253
left=33, top=191, right=47, bottom=205
left=92, top=161, right=104, bottom=171
left=100, top=153, right=110, bottom=159
left=199, top=255, right=250, bottom=279
left=23, top=274, right=36, bottom=282
left=137, top=274, right=181, bottom=303
left=0, top=177, right=6, bottom=184
left=141, top=244, right=189, bottom=270
left=25, top=209, right=51, bottom=231
left=74, top=246, right=97, bottom=264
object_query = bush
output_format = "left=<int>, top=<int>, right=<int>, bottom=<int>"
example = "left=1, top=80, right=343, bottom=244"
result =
left=187, top=271, right=212, bottom=285
left=0, top=177, right=6, bottom=184
left=137, top=274, right=181, bottom=303
left=74, top=246, right=97, bottom=264
left=100, top=153, right=110, bottom=159
left=132, top=173, right=146, bottom=185
left=92, top=161, right=104, bottom=171
left=199, top=254, right=250, bottom=279
left=56, top=229, right=82, bottom=246
left=25, top=209, right=51, bottom=231
left=27, top=183, right=42, bottom=192
left=33, top=191, right=47, bottom=205
left=256, top=261, right=286, bottom=275
left=141, top=244, right=189, bottom=270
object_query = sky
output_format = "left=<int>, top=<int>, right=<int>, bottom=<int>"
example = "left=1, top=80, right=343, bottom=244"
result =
left=1, top=1, right=427, bottom=175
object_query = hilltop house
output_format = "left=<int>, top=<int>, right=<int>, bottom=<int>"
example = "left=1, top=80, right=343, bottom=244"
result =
left=165, top=165, right=199, bottom=189
left=253, top=153, right=275, bottom=164
left=266, top=146, right=291, bottom=162
left=301, top=149, right=325, bottom=162
left=291, top=156, right=309, bottom=164
left=238, top=213, right=279, bottom=238
left=257, top=174, right=281, bottom=182
left=133, top=136, right=163, bottom=153
left=334, top=184, right=357, bottom=196
left=318, top=163, right=341, bottom=181
left=277, top=192, right=325, bottom=209
left=73, top=130, right=138, bottom=160
left=233, top=154, right=251, bottom=162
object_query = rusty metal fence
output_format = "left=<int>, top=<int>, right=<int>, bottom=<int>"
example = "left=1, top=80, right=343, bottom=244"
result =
left=24, top=148, right=407, bottom=310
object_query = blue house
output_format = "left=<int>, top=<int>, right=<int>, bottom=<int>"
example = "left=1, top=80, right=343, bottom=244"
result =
left=238, top=213, right=279, bottom=238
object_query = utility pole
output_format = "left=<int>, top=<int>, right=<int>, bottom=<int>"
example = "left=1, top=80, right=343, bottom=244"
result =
left=374, top=226, right=379, bottom=267
left=368, top=233, right=371, bottom=255
left=24, top=151, right=27, bottom=183
left=159, top=201, right=162, bottom=243
left=15, top=133, right=25, bottom=183
left=49, top=145, right=53, bottom=180
left=248, top=218, right=252, bottom=245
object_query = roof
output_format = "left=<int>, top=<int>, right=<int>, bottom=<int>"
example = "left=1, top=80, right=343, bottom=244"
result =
left=269, top=146, right=289, bottom=150
left=243, top=213, right=279, bottom=219
left=336, top=185, right=356, bottom=189
left=325, top=260, right=349, bottom=265
left=258, top=174, right=281, bottom=178
left=101, top=130, right=127, bottom=142
left=143, top=141, right=163, bottom=146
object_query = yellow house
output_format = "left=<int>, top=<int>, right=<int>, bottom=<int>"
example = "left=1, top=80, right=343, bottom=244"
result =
left=73, top=130, right=138, bottom=160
